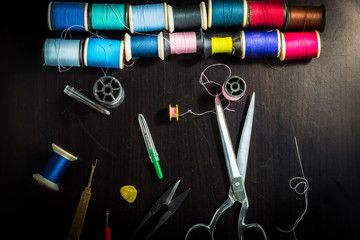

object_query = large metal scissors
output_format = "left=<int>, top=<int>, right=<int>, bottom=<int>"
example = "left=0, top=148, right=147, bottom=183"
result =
left=185, top=92, right=267, bottom=240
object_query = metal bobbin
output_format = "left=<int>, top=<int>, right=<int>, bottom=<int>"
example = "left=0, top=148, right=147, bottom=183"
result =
left=222, top=76, right=246, bottom=101
left=93, top=76, right=125, bottom=108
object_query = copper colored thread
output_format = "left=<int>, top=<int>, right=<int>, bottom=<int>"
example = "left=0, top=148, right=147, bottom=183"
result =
left=286, top=6, right=325, bottom=32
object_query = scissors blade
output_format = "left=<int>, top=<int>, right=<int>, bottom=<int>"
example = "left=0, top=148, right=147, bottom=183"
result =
left=236, top=92, right=255, bottom=183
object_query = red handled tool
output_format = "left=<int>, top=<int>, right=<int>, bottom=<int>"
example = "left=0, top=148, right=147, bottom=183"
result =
left=105, top=211, right=111, bottom=240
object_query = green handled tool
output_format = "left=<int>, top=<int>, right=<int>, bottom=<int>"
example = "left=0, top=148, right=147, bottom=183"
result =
left=138, top=114, right=163, bottom=179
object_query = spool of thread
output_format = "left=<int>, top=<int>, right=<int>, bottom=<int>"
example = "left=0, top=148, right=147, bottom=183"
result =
left=83, top=38, right=124, bottom=69
left=48, top=1, right=89, bottom=31
left=196, top=29, right=212, bottom=59
left=211, top=37, right=234, bottom=55
left=169, top=32, right=198, bottom=55
left=222, top=76, right=246, bottom=101
left=169, top=104, right=179, bottom=121
left=241, top=29, right=281, bottom=59
left=89, top=3, right=128, bottom=30
left=248, top=0, right=286, bottom=29
left=128, top=3, right=168, bottom=33
left=208, top=0, right=248, bottom=28
left=284, top=5, right=326, bottom=32
left=33, top=143, right=78, bottom=191
left=280, top=31, right=321, bottom=61
left=168, top=2, right=207, bottom=33
left=124, top=32, right=165, bottom=61
left=43, top=38, right=83, bottom=67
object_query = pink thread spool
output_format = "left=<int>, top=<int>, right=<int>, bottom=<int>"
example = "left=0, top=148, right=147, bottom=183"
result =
left=280, top=30, right=321, bottom=61
left=169, top=32, right=197, bottom=55
left=248, top=0, right=286, bottom=28
left=169, top=104, right=179, bottom=121
left=222, top=76, right=246, bottom=101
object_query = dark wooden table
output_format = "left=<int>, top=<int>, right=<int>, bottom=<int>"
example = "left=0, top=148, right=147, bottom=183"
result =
left=1, top=0, right=359, bottom=239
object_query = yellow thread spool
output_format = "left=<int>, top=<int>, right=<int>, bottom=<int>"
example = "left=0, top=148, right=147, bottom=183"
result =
left=211, top=37, right=234, bottom=55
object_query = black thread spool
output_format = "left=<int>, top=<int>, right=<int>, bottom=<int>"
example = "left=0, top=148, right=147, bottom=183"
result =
left=168, top=2, right=207, bottom=33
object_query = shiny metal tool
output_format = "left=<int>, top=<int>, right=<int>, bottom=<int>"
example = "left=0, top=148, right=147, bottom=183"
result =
left=130, top=180, right=190, bottom=240
left=185, top=93, right=267, bottom=240
left=64, top=85, right=110, bottom=115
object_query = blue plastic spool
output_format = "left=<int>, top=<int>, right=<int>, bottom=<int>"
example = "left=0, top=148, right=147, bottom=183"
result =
left=33, top=144, right=78, bottom=191
left=48, top=1, right=89, bottom=31
left=129, top=3, right=168, bottom=33
left=241, top=29, right=281, bottom=59
left=84, top=38, right=125, bottom=69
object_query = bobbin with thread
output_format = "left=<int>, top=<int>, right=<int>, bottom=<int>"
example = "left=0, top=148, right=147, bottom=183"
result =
left=248, top=0, right=287, bottom=29
left=47, top=1, right=89, bottom=31
left=163, top=30, right=198, bottom=58
left=88, top=3, right=129, bottom=30
left=211, top=36, right=235, bottom=56
left=284, top=5, right=326, bottom=32
left=222, top=76, right=246, bottom=101
left=33, top=143, right=78, bottom=191
left=280, top=30, right=321, bottom=61
left=240, top=29, right=281, bottom=59
left=169, top=104, right=179, bottom=121
left=167, top=2, right=207, bottom=33
left=83, top=37, right=125, bottom=69
left=124, top=32, right=165, bottom=61
left=208, top=0, right=248, bottom=28
left=43, top=38, right=84, bottom=67
left=128, top=3, right=168, bottom=34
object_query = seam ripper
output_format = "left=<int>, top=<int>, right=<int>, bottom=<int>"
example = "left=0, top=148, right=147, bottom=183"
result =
left=67, top=159, right=98, bottom=240
left=138, top=114, right=163, bottom=179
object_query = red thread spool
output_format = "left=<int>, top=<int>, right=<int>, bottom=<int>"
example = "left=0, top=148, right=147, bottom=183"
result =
left=248, top=0, right=286, bottom=28
left=169, top=104, right=179, bottom=121
left=280, top=31, right=321, bottom=61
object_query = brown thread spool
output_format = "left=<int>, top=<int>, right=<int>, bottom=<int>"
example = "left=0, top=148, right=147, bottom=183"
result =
left=284, top=5, right=326, bottom=32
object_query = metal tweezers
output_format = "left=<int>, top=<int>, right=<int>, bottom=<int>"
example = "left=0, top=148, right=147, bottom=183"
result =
left=129, top=180, right=190, bottom=240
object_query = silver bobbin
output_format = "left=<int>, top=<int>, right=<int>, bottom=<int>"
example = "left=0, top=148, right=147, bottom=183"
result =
left=93, top=76, right=125, bottom=109
left=223, top=76, right=246, bottom=101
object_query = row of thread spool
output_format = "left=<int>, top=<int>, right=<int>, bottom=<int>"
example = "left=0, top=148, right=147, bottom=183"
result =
left=48, top=1, right=326, bottom=33
left=43, top=29, right=321, bottom=69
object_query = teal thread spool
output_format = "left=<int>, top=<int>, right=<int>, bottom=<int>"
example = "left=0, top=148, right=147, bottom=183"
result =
left=33, top=144, right=78, bottom=191
left=89, top=3, right=128, bottom=30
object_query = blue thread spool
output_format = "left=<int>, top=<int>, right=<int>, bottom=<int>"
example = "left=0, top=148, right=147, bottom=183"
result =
left=208, top=0, right=248, bottom=28
left=43, top=39, right=82, bottom=67
left=89, top=3, right=128, bottom=30
left=84, top=38, right=125, bottom=69
left=33, top=144, right=78, bottom=191
left=241, top=29, right=281, bottom=59
left=124, top=32, right=165, bottom=61
left=47, top=1, right=89, bottom=31
left=128, top=3, right=168, bottom=33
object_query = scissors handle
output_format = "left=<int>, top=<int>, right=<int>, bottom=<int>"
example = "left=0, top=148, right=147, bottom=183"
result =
left=238, top=201, right=267, bottom=240
left=185, top=194, right=235, bottom=240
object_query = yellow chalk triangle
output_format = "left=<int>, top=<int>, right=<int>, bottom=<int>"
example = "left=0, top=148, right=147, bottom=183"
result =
left=120, top=185, right=137, bottom=203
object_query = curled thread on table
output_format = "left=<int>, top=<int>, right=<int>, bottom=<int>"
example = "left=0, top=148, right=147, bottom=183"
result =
left=89, top=3, right=127, bottom=30
left=210, top=0, right=247, bottom=28
left=179, top=63, right=236, bottom=118
left=248, top=0, right=286, bottom=29
left=84, top=37, right=124, bottom=69
left=277, top=137, right=309, bottom=240
left=242, top=29, right=281, bottom=59
left=33, top=144, right=78, bottom=191
left=48, top=1, right=88, bottom=31
left=130, top=3, right=167, bottom=33
left=284, top=5, right=326, bottom=32
left=280, top=31, right=321, bottom=60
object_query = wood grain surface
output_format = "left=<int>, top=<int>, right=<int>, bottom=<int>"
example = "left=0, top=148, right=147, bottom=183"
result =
left=1, top=0, right=359, bottom=239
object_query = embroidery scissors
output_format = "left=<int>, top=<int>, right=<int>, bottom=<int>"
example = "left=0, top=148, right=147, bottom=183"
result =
left=130, top=180, right=190, bottom=240
left=185, top=93, right=267, bottom=240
